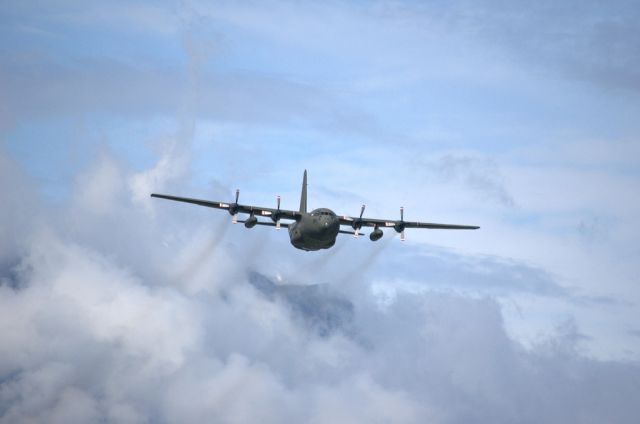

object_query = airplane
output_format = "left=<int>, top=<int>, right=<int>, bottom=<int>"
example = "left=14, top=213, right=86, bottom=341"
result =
left=151, top=170, right=479, bottom=251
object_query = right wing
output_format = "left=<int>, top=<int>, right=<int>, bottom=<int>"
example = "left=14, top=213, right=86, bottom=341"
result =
left=150, top=193, right=301, bottom=221
left=338, top=204, right=478, bottom=231
left=339, top=211, right=479, bottom=240
left=338, top=215, right=479, bottom=230
left=368, top=218, right=479, bottom=230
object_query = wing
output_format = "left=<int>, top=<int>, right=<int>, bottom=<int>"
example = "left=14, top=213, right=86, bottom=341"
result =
left=339, top=216, right=479, bottom=230
left=150, top=193, right=301, bottom=221
left=238, top=220, right=291, bottom=228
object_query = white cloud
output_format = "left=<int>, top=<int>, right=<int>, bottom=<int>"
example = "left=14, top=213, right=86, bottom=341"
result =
left=2, top=150, right=640, bottom=423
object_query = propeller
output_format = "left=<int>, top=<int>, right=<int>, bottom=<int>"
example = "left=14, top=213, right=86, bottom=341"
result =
left=230, top=189, right=240, bottom=224
left=400, top=207, right=405, bottom=241
left=274, top=195, right=282, bottom=230
left=353, top=204, right=365, bottom=237
left=393, top=206, right=406, bottom=241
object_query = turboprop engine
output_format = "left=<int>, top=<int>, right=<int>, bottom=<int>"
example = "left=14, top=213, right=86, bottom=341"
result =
left=244, top=215, right=258, bottom=228
left=369, top=227, right=383, bottom=241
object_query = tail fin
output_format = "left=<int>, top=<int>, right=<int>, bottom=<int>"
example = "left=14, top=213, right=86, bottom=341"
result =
left=299, top=170, right=307, bottom=213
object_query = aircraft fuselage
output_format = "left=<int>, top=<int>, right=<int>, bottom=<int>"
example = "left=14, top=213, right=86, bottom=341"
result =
left=288, top=208, right=340, bottom=251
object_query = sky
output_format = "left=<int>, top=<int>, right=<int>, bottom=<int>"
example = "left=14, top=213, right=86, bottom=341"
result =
left=1, top=0, right=640, bottom=422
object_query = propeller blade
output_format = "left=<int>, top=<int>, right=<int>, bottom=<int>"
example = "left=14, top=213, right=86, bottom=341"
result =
left=400, top=230, right=405, bottom=241
left=232, top=214, right=238, bottom=224
left=400, top=206, right=404, bottom=222
left=352, top=204, right=366, bottom=231
left=275, top=195, right=281, bottom=229
left=228, top=189, right=240, bottom=216
left=354, top=228, right=360, bottom=238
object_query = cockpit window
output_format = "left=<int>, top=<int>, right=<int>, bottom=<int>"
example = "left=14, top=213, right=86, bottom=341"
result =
left=311, top=209, right=336, bottom=217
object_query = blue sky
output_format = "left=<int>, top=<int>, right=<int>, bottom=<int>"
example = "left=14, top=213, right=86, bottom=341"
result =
left=2, top=1, right=640, bottom=422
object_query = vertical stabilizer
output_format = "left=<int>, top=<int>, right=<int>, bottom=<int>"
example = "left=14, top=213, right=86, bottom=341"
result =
left=299, top=170, right=308, bottom=213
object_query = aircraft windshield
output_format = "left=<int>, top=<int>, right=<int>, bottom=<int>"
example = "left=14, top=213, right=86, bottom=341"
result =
left=311, top=209, right=335, bottom=217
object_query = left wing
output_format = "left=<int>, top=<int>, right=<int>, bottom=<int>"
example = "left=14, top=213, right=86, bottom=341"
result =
left=150, top=193, right=301, bottom=221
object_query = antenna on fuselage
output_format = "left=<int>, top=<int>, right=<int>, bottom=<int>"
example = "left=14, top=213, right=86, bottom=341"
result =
left=299, top=169, right=308, bottom=213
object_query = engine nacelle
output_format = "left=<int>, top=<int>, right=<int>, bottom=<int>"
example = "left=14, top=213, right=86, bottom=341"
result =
left=370, top=228, right=383, bottom=241
left=244, top=215, right=258, bottom=228
left=393, top=222, right=405, bottom=233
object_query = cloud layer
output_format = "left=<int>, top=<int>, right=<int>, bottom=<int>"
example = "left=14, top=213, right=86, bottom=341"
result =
left=2, top=149, right=640, bottom=423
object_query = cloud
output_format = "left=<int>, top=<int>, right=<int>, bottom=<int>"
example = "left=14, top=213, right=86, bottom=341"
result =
left=482, top=0, right=640, bottom=93
left=382, top=0, right=640, bottom=93
left=0, top=52, right=382, bottom=140
left=408, top=152, right=515, bottom=207
left=1, top=147, right=640, bottom=423
left=0, top=154, right=42, bottom=277
left=249, top=271, right=355, bottom=338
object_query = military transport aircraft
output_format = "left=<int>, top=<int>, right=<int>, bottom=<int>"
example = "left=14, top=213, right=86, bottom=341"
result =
left=151, top=170, right=479, bottom=251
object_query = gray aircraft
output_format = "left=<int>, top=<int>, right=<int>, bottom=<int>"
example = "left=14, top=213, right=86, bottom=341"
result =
left=151, top=170, right=479, bottom=251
